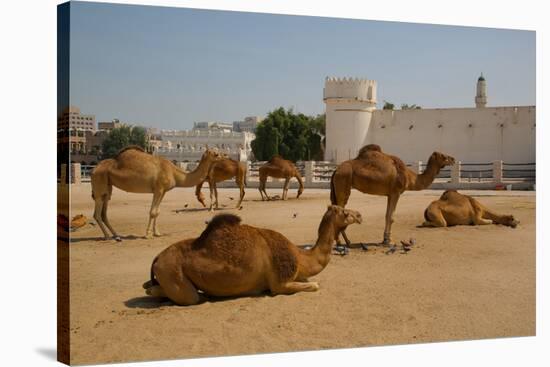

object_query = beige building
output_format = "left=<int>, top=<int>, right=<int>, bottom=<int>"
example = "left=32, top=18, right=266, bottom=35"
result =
left=324, top=75, right=535, bottom=165
left=97, top=118, right=123, bottom=131
left=58, top=106, right=96, bottom=132
left=233, top=116, right=263, bottom=133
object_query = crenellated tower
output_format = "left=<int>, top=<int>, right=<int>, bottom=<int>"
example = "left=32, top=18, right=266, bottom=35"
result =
left=323, top=77, right=377, bottom=163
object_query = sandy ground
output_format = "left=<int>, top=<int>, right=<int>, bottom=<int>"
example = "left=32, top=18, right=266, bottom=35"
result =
left=68, top=184, right=535, bottom=365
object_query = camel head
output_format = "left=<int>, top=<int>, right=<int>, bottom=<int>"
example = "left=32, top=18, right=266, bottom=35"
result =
left=201, top=148, right=227, bottom=164
left=430, top=151, right=455, bottom=168
left=324, top=205, right=363, bottom=233
left=501, top=215, right=519, bottom=228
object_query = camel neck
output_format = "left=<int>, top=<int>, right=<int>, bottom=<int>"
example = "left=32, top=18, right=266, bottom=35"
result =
left=410, top=157, right=441, bottom=190
left=174, top=159, right=211, bottom=187
left=300, top=215, right=337, bottom=278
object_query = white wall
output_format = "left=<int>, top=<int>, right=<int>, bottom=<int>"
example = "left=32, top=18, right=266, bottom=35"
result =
left=365, top=106, right=535, bottom=164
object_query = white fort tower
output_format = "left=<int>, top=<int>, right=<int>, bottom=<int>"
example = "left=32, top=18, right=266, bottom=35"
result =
left=324, top=74, right=535, bottom=165
left=323, top=77, right=377, bottom=162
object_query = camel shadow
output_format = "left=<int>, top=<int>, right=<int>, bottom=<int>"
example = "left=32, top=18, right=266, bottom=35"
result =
left=124, top=296, right=175, bottom=309
left=70, top=235, right=142, bottom=243
left=125, top=292, right=271, bottom=309
left=173, top=207, right=209, bottom=213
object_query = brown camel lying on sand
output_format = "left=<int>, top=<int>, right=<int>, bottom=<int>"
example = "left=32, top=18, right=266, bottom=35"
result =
left=195, top=158, right=247, bottom=211
left=259, top=155, right=304, bottom=201
left=331, top=144, right=455, bottom=245
left=422, top=190, right=518, bottom=228
left=143, top=205, right=362, bottom=305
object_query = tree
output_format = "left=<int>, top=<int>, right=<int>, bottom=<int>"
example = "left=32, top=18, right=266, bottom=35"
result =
left=251, top=108, right=325, bottom=161
left=383, top=101, right=395, bottom=110
left=101, top=125, right=148, bottom=159
left=401, top=103, right=422, bottom=110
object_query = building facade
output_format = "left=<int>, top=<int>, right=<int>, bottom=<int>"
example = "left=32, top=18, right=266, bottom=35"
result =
left=233, top=116, right=263, bottom=133
left=154, top=129, right=255, bottom=162
left=323, top=75, right=535, bottom=165
left=58, top=106, right=96, bottom=132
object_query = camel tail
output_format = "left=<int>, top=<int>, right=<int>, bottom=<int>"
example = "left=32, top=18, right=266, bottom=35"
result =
left=145, top=256, right=160, bottom=289
left=424, top=208, right=430, bottom=222
left=330, top=170, right=337, bottom=205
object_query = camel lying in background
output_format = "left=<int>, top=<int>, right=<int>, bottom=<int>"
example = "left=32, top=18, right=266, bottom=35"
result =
left=143, top=205, right=362, bottom=306
left=422, top=190, right=518, bottom=228
left=331, top=144, right=455, bottom=245
left=195, top=158, right=247, bottom=211
left=258, top=155, right=304, bottom=200
left=91, top=146, right=224, bottom=240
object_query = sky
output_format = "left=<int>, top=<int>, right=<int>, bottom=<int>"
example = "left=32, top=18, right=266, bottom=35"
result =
left=68, top=1, right=536, bottom=130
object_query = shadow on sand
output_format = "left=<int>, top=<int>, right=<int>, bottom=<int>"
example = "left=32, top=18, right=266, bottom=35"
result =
left=125, top=292, right=271, bottom=309
left=70, top=235, right=142, bottom=243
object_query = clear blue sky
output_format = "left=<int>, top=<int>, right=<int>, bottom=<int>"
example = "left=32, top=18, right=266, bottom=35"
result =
left=68, top=1, right=536, bottom=129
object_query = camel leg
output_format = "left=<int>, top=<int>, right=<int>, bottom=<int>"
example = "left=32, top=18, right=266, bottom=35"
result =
left=258, top=177, right=266, bottom=201
left=270, top=281, right=320, bottom=295
left=382, top=194, right=400, bottom=245
left=153, top=255, right=201, bottom=306
left=146, top=285, right=167, bottom=298
left=195, top=181, right=207, bottom=208
left=93, top=196, right=111, bottom=240
left=422, top=210, right=447, bottom=227
left=145, top=190, right=164, bottom=239
left=282, top=177, right=290, bottom=200
left=101, top=197, right=121, bottom=241
left=236, top=177, right=245, bottom=208
left=152, top=191, right=166, bottom=237
left=213, top=182, right=220, bottom=210
left=473, top=211, right=493, bottom=225
left=208, top=180, right=215, bottom=212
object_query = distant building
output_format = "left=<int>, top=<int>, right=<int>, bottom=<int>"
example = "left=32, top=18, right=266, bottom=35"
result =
left=193, top=121, right=233, bottom=132
left=154, top=129, right=255, bottom=162
left=98, top=118, right=123, bottom=131
left=58, top=106, right=96, bottom=132
left=324, top=74, right=535, bottom=164
left=233, top=116, right=263, bottom=133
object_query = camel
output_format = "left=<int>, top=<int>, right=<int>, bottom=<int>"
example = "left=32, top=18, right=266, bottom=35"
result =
left=422, top=190, right=518, bottom=228
left=330, top=144, right=455, bottom=245
left=195, top=158, right=247, bottom=211
left=142, top=205, right=362, bottom=306
left=258, top=155, right=304, bottom=201
left=91, top=146, right=224, bottom=241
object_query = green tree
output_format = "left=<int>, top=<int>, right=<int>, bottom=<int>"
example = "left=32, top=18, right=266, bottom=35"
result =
left=101, top=125, right=148, bottom=159
left=383, top=101, right=395, bottom=110
left=401, top=103, right=422, bottom=110
left=251, top=108, right=325, bottom=161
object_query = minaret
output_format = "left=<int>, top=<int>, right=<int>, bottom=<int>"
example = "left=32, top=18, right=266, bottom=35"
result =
left=475, top=73, right=487, bottom=108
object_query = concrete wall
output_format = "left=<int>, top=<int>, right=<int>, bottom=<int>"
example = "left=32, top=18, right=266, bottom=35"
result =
left=367, top=106, right=535, bottom=164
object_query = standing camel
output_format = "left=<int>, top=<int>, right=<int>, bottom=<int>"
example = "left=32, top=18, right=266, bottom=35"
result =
left=143, top=205, right=362, bottom=305
left=195, top=158, right=247, bottom=211
left=330, top=144, right=455, bottom=245
left=91, top=146, right=224, bottom=241
left=258, top=155, right=304, bottom=201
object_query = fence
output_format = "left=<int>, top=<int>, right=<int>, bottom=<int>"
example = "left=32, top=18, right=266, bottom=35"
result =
left=61, top=160, right=536, bottom=190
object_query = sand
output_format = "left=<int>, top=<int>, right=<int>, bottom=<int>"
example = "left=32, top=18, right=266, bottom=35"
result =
left=68, top=184, right=535, bottom=365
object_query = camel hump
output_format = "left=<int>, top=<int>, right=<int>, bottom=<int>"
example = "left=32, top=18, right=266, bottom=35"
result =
left=115, top=145, right=145, bottom=158
left=356, top=144, right=382, bottom=158
left=195, top=214, right=242, bottom=244
left=268, top=155, right=289, bottom=164
left=440, top=189, right=460, bottom=200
